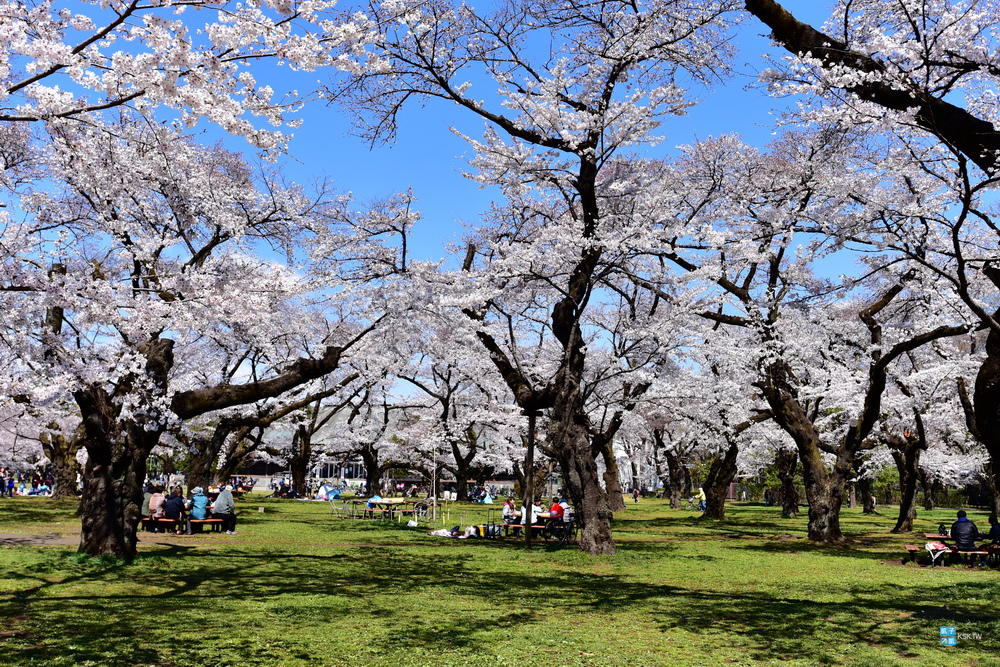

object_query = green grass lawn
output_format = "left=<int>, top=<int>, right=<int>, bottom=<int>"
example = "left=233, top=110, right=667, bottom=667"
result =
left=2, top=496, right=999, bottom=667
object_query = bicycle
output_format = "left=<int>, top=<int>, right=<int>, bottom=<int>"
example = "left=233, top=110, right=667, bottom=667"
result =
left=684, top=497, right=700, bottom=512
left=541, top=517, right=577, bottom=546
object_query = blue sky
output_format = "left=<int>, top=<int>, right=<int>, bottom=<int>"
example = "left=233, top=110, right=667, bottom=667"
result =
left=245, top=1, right=836, bottom=265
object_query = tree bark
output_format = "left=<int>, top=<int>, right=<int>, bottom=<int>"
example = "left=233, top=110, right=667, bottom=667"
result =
left=774, top=448, right=799, bottom=518
left=598, top=437, right=627, bottom=513
left=288, top=425, right=312, bottom=497
left=40, top=424, right=83, bottom=500
left=759, top=361, right=848, bottom=542
left=889, top=429, right=925, bottom=533
left=74, top=339, right=173, bottom=559
left=549, top=406, right=615, bottom=555
left=859, top=476, right=878, bottom=514
left=654, top=431, right=691, bottom=509
left=918, top=470, right=937, bottom=511
left=183, top=423, right=237, bottom=492
left=702, top=441, right=739, bottom=520
left=447, top=429, right=478, bottom=501
left=185, top=443, right=215, bottom=493
left=974, top=303, right=1000, bottom=517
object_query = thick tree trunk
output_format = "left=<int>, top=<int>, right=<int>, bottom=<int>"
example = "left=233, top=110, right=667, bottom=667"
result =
left=799, top=447, right=851, bottom=543
left=775, top=448, right=799, bottom=518
left=74, top=338, right=173, bottom=559
left=667, top=454, right=685, bottom=509
left=288, top=426, right=312, bottom=497
left=654, top=432, right=686, bottom=509
left=77, top=435, right=151, bottom=559
left=549, top=387, right=615, bottom=556
left=858, top=475, right=877, bottom=514
left=761, top=362, right=849, bottom=543
left=599, top=439, right=627, bottom=513
left=983, top=464, right=1000, bottom=517
left=74, top=389, right=164, bottom=559
left=186, top=443, right=215, bottom=492
left=50, top=455, right=80, bottom=501
left=552, top=427, right=615, bottom=555
left=918, top=470, right=936, bottom=511
left=40, top=425, right=83, bottom=501
left=975, top=312, right=1000, bottom=515
left=703, top=441, right=739, bottom=520
left=448, top=430, right=479, bottom=501
left=890, top=433, right=924, bottom=533
left=360, top=448, right=383, bottom=497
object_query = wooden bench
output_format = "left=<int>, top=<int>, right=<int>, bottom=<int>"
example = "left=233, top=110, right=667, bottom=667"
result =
left=502, top=523, right=545, bottom=537
left=916, top=545, right=992, bottom=567
left=189, top=518, right=224, bottom=533
left=142, top=517, right=184, bottom=533
left=951, top=547, right=990, bottom=567
left=142, top=517, right=225, bottom=534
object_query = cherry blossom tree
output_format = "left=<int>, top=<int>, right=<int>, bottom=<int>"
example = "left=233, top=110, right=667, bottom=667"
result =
left=639, top=129, right=975, bottom=542
left=327, top=0, right=742, bottom=555
left=396, top=333, right=514, bottom=500
left=744, top=0, right=1000, bottom=512
left=1, top=0, right=348, bottom=152
left=0, top=115, right=406, bottom=558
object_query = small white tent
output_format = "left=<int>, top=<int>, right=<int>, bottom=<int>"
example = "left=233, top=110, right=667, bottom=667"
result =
left=317, top=483, right=340, bottom=500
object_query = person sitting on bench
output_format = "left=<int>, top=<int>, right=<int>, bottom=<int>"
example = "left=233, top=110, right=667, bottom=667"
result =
left=163, top=486, right=188, bottom=534
left=979, top=514, right=1000, bottom=564
left=186, top=486, right=211, bottom=533
left=951, top=510, right=985, bottom=564
left=148, top=485, right=166, bottom=530
left=549, top=498, right=565, bottom=521
left=212, top=485, right=238, bottom=535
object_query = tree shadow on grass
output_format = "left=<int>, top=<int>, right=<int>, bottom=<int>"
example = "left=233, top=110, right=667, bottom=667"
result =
left=5, top=539, right=1000, bottom=665
left=0, top=500, right=80, bottom=525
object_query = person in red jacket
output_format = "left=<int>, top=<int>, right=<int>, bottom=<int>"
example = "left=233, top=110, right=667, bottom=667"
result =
left=549, top=499, right=564, bottom=521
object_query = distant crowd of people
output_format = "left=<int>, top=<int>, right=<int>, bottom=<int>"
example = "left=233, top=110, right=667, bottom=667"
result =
left=1, top=468, right=55, bottom=497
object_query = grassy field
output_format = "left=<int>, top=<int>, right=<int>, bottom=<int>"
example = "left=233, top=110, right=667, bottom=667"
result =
left=2, top=496, right=999, bottom=667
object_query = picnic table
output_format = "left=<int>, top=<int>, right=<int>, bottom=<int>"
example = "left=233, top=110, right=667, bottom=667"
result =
left=915, top=533, right=993, bottom=567
left=353, top=498, right=415, bottom=520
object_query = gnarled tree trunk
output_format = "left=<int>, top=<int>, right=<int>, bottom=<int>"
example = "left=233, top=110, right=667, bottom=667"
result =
left=889, top=429, right=925, bottom=533
left=598, top=438, right=627, bottom=513
left=40, top=424, right=83, bottom=500
left=74, top=338, right=173, bottom=559
left=774, top=448, right=799, bottom=518
left=703, top=442, right=739, bottom=520
left=857, top=474, right=878, bottom=514
left=973, top=300, right=1000, bottom=517
left=550, top=407, right=615, bottom=555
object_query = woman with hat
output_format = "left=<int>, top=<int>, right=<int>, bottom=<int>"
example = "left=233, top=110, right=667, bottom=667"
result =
left=186, top=486, right=211, bottom=534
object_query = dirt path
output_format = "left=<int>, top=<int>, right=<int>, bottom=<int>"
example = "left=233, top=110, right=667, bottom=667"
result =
left=0, top=533, right=80, bottom=547
left=0, top=533, right=215, bottom=548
